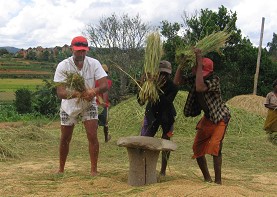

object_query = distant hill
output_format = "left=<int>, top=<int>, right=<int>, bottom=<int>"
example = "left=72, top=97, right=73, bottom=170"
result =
left=0, top=46, right=21, bottom=54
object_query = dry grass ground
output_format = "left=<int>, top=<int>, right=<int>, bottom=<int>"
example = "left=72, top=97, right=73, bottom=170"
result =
left=0, top=92, right=276, bottom=196
left=0, top=92, right=15, bottom=102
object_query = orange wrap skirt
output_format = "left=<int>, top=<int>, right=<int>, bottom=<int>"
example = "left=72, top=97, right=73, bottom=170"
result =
left=192, top=116, right=228, bottom=159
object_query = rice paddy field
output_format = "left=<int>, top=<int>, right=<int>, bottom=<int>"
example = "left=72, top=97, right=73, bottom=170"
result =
left=0, top=57, right=55, bottom=72
left=0, top=92, right=276, bottom=197
left=0, top=78, right=45, bottom=91
left=0, top=57, right=53, bottom=103
left=0, top=79, right=45, bottom=103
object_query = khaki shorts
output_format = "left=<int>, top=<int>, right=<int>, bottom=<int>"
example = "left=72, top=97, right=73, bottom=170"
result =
left=60, top=105, right=98, bottom=126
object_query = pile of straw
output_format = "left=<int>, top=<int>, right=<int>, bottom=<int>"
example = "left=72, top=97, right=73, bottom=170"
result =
left=226, top=94, right=267, bottom=117
left=176, top=30, right=231, bottom=68
left=138, top=32, right=163, bottom=104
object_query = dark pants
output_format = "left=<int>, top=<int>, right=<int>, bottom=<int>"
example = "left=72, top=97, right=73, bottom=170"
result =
left=98, top=107, right=108, bottom=126
left=140, top=116, right=174, bottom=139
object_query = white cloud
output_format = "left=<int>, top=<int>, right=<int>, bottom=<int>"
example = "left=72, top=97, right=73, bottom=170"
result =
left=0, top=0, right=276, bottom=48
left=0, top=0, right=24, bottom=25
left=233, top=0, right=277, bottom=46
left=0, top=0, right=88, bottom=48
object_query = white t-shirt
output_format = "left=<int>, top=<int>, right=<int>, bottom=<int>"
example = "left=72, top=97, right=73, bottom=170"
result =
left=54, top=56, right=107, bottom=117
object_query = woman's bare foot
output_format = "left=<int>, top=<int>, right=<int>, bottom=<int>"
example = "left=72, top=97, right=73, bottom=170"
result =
left=56, top=170, right=64, bottom=174
left=90, top=171, right=99, bottom=176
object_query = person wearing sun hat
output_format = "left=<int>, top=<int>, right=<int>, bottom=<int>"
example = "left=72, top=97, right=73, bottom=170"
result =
left=173, top=48, right=230, bottom=185
left=138, top=60, right=178, bottom=176
left=54, top=35, right=108, bottom=176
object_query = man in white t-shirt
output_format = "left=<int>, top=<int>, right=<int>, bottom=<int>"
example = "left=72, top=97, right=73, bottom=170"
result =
left=54, top=35, right=108, bottom=176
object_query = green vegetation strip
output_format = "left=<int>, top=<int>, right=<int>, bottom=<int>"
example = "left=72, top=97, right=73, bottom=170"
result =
left=0, top=79, right=45, bottom=92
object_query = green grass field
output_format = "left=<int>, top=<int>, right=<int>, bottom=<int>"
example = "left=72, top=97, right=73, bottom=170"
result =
left=0, top=57, right=54, bottom=102
left=0, top=79, right=46, bottom=103
left=0, top=78, right=45, bottom=92
left=0, top=91, right=276, bottom=196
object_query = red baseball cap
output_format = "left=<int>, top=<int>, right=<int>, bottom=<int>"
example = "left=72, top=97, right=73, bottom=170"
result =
left=202, top=58, right=214, bottom=77
left=191, top=57, right=214, bottom=77
left=71, top=36, right=89, bottom=51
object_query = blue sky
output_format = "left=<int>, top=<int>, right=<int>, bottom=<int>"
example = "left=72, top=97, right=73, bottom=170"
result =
left=0, top=0, right=276, bottom=49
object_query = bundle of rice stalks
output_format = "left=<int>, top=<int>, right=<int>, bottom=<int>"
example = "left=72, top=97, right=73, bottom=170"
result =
left=60, top=71, right=86, bottom=103
left=63, top=71, right=86, bottom=94
left=138, top=32, right=163, bottom=104
left=176, top=30, right=231, bottom=69
left=61, top=71, right=105, bottom=104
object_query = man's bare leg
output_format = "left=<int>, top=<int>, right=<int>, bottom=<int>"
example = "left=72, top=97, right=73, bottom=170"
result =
left=84, top=119, right=99, bottom=176
left=213, top=154, right=222, bottom=184
left=58, top=125, right=74, bottom=173
left=196, top=156, right=212, bottom=182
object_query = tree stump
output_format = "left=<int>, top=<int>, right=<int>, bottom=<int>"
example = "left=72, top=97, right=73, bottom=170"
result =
left=117, top=136, right=177, bottom=186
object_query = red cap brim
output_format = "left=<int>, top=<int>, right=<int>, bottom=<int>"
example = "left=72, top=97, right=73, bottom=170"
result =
left=72, top=46, right=89, bottom=51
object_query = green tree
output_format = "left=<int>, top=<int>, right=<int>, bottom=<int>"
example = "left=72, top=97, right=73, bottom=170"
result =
left=178, top=5, right=274, bottom=99
left=14, top=88, right=32, bottom=114
left=84, top=13, right=151, bottom=102
left=55, top=50, right=71, bottom=63
left=40, top=50, right=50, bottom=61
left=32, top=80, right=60, bottom=116
left=159, top=21, right=184, bottom=72
left=218, top=38, right=257, bottom=98
left=182, top=5, right=241, bottom=46
left=0, top=48, right=10, bottom=56
left=267, top=32, right=277, bottom=61
left=26, top=50, right=37, bottom=60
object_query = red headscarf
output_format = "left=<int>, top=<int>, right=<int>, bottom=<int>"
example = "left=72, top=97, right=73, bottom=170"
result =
left=202, top=58, right=214, bottom=77
left=192, top=58, right=214, bottom=77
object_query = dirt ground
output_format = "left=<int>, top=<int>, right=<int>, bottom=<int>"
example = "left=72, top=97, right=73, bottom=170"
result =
left=0, top=160, right=276, bottom=197
left=0, top=122, right=276, bottom=196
